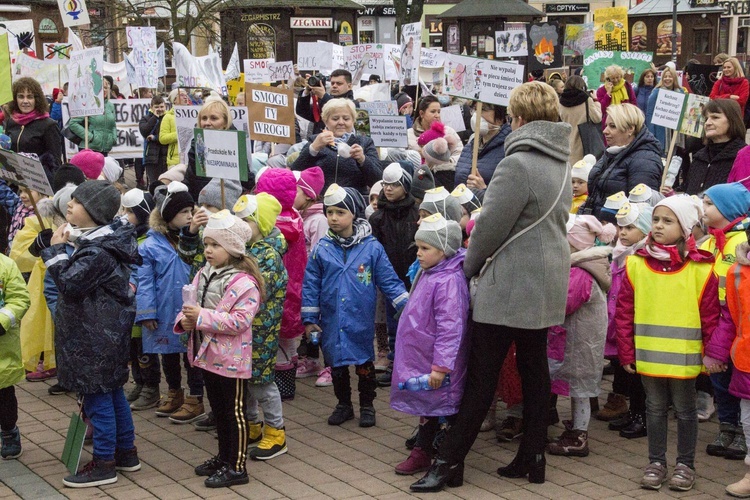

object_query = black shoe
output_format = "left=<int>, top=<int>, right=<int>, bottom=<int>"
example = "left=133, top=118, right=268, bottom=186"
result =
left=619, top=413, right=647, bottom=439
left=609, top=412, right=634, bottom=431
left=328, top=404, right=354, bottom=425
left=114, top=447, right=141, bottom=472
left=497, top=453, right=546, bottom=484
left=193, top=412, right=217, bottom=431
left=410, top=459, right=464, bottom=492
left=204, top=464, right=249, bottom=488
left=359, top=406, right=376, bottom=428
left=48, top=383, right=68, bottom=395
left=376, top=368, right=392, bottom=387
left=405, top=424, right=419, bottom=450
left=195, top=456, right=225, bottom=477
left=63, top=458, right=117, bottom=488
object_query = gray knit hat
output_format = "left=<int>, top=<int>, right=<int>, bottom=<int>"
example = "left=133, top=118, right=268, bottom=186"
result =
left=72, top=180, right=121, bottom=225
left=198, top=178, right=243, bottom=210
left=414, top=213, right=462, bottom=257
left=419, top=187, right=463, bottom=223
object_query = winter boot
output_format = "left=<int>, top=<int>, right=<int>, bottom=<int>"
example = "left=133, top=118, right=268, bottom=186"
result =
left=546, top=429, right=589, bottom=457
left=726, top=427, right=748, bottom=460
left=125, top=384, right=143, bottom=402
left=707, top=422, right=736, bottom=456
left=62, top=457, right=117, bottom=488
left=247, top=421, right=263, bottom=448
left=727, top=473, right=750, bottom=498
left=595, top=393, right=628, bottom=421
left=0, top=427, right=22, bottom=459
left=130, top=386, right=160, bottom=411
left=169, top=395, right=206, bottom=424
left=395, top=447, right=433, bottom=475
left=608, top=411, right=634, bottom=431
left=154, top=388, right=184, bottom=417
left=359, top=406, right=376, bottom=428
left=249, top=425, right=287, bottom=460
left=619, top=412, right=647, bottom=439
left=328, top=404, right=354, bottom=425
left=114, top=447, right=141, bottom=472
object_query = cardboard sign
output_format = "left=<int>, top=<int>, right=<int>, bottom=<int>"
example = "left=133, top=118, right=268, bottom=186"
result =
left=0, top=20, right=35, bottom=57
left=359, top=100, right=398, bottom=116
left=369, top=116, right=408, bottom=148
left=0, top=149, right=55, bottom=196
left=57, top=0, right=90, bottom=27
left=582, top=50, right=654, bottom=89
left=444, top=55, right=524, bottom=106
left=564, top=23, right=595, bottom=57
left=246, top=83, right=296, bottom=144
left=243, top=58, right=274, bottom=83
left=495, top=30, right=527, bottom=58
left=679, top=94, right=710, bottom=138
left=68, top=47, right=105, bottom=118
left=651, top=89, right=687, bottom=130
left=527, top=22, right=563, bottom=71
left=194, top=129, right=249, bottom=181
left=594, top=7, right=628, bottom=52
left=297, top=42, right=343, bottom=74
left=131, top=47, right=159, bottom=88
left=399, top=22, right=421, bottom=86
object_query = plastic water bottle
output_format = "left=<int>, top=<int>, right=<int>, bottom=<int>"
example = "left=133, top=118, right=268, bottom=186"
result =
left=309, top=331, right=320, bottom=346
left=0, top=127, right=10, bottom=150
left=664, top=156, right=683, bottom=189
left=398, top=373, right=451, bottom=391
left=182, top=284, right=197, bottom=306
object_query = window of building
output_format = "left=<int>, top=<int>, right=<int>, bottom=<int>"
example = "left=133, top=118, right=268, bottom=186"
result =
left=693, top=29, right=711, bottom=54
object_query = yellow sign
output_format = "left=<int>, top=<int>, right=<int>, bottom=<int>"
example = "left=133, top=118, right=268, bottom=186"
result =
left=593, top=7, right=629, bottom=51
left=0, top=34, right=11, bottom=106
left=339, top=21, right=353, bottom=45
left=226, top=75, right=245, bottom=103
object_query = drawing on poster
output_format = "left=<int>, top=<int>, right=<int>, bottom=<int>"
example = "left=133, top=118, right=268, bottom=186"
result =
left=68, top=48, right=105, bottom=117
left=495, top=30, right=527, bottom=58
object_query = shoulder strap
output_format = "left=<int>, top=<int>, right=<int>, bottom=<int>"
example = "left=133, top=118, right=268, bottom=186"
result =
left=585, top=99, right=591, bottom=123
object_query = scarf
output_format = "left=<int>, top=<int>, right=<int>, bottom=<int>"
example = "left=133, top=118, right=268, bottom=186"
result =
left=719, top=76, right=746, bottom=90
left=8, top=205, right=34, bottom=246
left=311, top=94, right=321, bottom=122
left=610, top=79, right=629, bottom=105
left=559, top=88, right=590, bottom=107
left=708, top=216, right=748, bottom=254
left=645, top=235, right=698, bottom=267
left=328, top=218, right=372, bottom=249
left=11, top=110, right=50, bottom=126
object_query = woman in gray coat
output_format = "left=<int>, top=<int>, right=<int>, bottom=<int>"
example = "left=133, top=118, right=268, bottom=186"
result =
left=411, top=82, right=572, bottom=492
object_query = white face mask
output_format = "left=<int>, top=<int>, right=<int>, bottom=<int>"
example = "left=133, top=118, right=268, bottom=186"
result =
left=470, top=116, right=500, bottom=136
left=65, top=225, right=83, bottom=243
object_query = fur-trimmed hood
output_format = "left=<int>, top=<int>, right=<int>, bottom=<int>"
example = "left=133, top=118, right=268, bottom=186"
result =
left=737, top=241, right=750, bottom=266
left=571, top=245, right=613, bottom=292
left=36, top=197, right=66, bottom=227
left=148, top=207, right=169, bottom=236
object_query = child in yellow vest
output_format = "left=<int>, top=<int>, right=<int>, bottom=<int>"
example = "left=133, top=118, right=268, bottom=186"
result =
left=616, top=196, right=720, bottom=492
left=570, top=155, right=596, bottom=214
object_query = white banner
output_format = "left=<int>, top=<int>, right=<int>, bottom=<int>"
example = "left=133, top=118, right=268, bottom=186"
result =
left=43, top=42, right=72, bottom=64
left=444, top=55, right=524, bottom=106
left=224, top=43, right=240, bottom=82
left=173, top=42, right=227, bottom=94
left=495, top=30, right=528, bottom=58
left=420, top=48, right=447, bottom=68
left=68, top=47, right=105, bottom=118
left=399, top=22, right=421, bottom=86
left=126, top=27, right=156, bottom=50
left=131, top=47, right=159, bottom=88
left=298, top=42, right=344, bottom=74
left=384, top=43, right=400, bottom=82
left=157, top=43, right=166, bottom=78
left=103, top=60, right=132, bottom=97
left=439, top=105, right=466, bottom=133
left=13, top=53, right=67, bottom=95
left=0, top=20, right=35, bottom=57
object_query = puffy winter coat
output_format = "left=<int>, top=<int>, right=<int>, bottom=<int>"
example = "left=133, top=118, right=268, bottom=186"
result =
left=301, top=234, right=409, bottom=367
left=4, top=114, right=62, bottom=161
left=683, top=138, right=747, bottom=195
left=158, top=108, right=180, bottom=166
left=139, top=111, right=169, bottom=169
left=390, top=249, right=469, bottom=417
left=301, top=203, right=329, bottom=256
left=0, top=254, right=30, bottom=390
left=582, top=127, right=663, bottom=219
left=68, top=100, right=117, bottom=154
left=369, top=193, right=419, bottom=286
left=41, top=219, right=141, bottom=394
left=454, top=124, right=512, bottom=189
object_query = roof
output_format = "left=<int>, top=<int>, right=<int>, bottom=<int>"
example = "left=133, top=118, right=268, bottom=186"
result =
left=628, top=0, right=723, bottom=16
left=224, top=0, right=364, bottom=8
left=438, top=0, right=543, bottom=18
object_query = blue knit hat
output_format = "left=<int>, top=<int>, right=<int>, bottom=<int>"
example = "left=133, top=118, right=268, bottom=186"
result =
left=704, top=182, right=750, bottom=221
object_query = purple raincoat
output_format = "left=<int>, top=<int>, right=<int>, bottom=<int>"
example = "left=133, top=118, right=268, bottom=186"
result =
left=390, top=249, right=470, bottom=417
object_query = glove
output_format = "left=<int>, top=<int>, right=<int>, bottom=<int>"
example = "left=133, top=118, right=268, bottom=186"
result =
left=30, top=228, right=53, bottom=257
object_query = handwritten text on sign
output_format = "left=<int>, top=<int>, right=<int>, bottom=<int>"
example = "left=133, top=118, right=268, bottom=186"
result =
left=651, top=89, right=687, bottom=130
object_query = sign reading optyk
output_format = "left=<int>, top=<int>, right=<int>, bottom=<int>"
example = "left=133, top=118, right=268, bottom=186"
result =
left=246, top=83, right=296, bottom=144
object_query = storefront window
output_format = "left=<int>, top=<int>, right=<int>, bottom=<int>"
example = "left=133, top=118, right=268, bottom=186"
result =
left=719, top=18, right=729, bottom=54
left=693, top=29, right=711, bottom=54
left=359, top=31, right=374, bottom=43
left=470, top=24, right=496, bottom=58
left=739, top=27, right=747, bottom=54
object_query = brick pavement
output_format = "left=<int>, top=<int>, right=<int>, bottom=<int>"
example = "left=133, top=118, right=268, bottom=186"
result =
left=1, top=371, right=745, bottom=499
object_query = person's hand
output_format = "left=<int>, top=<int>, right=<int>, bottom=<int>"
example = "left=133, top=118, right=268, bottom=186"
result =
left=429, top=370, right=446, bottom=389
left=189, top=208, right=209, bottom=234
left=51, top=223, right=69, bottom=245
left=180, top=316, right=196, bottom=331
left=604, top=81, right=613, bottom=95
left=660, top=186, right=675, bottom=196
left=142, top=320, right=158, bottom=331
left=350, top=144, right=365, bottom=164
left=305, top=323, right=322, bottom=335
left=467, top=173, right=486, bottom=190
left=623, top=363, right=636, bottom=374
left=703, top=355, right=728, bottom=373
left=311, top=84, right=326, bottom=99
left=182, top=304, right=201, bottom=323
left=312, top=131, right=334, bottom=151
left=147, top=134, right=155, bottom=142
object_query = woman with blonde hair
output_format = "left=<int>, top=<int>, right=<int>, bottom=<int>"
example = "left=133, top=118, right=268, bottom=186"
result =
left=596, top=65, right=637, bottom=131
left=646, top=67, right=687, bottom=152
left=710, top=57, right=749, bottom=114
left=184, top=97, right=234, bottom=199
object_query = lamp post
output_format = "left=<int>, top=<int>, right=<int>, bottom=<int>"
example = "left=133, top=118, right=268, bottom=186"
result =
left=671, top=0, right=678, bottom=63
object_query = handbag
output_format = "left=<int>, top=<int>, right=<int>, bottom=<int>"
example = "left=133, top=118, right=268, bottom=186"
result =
left=469, top=171, right=568, bottom=308
left=578, top=100, right=605, bottom=159
left=61, top=124, right=83, bottom=146
left=275, top=346, right=297, bottom=401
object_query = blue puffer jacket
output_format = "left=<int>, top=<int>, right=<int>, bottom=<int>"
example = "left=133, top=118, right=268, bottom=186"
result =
left=454, top=123, right=511, bottom=197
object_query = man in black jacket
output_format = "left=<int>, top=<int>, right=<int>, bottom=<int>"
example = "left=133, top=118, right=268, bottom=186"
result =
left=139, top=95, right=169, bottom=184
left=296, top=69, right=357, bottom=135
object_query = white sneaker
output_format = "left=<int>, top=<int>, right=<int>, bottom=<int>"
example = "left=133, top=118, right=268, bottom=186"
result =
left=315, top=367, right=333, bottom=387
left=696, top=390, right=715, bottom=422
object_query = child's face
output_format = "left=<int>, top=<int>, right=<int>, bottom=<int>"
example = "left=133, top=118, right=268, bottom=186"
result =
left=201, top=204, right=220, bottom=214
left=123, top=207, right=138, bottom=226
left=326, top=206, right=354, bottom=236
left=383, top=182, right=406, bottom=203
left=651, top=206, right=683, bottom=245
left=702, top=196, right=730, bottom=229
left=572, top=178, right=588, bottom=197
left=66, top=198, right=97, bottom=227
left=369, top=194, right=378, bottom=211
left=168, top=207, right=193, bottom=230
left=19, top=189, right=41, bottom=208
left=417, top=209, right=433, bottom=225
left=416, top=240, right=446, bottom=269
left=618, top=224, right=646, bottom=247
left=294, top=186, right=311, bottom=211
left=203, top=237, right=231, bottom=267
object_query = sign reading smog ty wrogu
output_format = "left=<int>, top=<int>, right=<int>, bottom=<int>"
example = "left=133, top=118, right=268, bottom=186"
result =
left=246, top=83, right=296, bottom=144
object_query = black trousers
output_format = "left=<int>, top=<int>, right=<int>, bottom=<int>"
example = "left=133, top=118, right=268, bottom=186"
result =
left=331, top=362, right=376, bottom=408
left=438, top=321, right=550, bottom=464
left=162, top=352, right=204, bottom=396
left=0, top=386, right=17, bottom=431
left=612, top=359, right=647, bottom=413
left=203, top=371, right=248, bottom=472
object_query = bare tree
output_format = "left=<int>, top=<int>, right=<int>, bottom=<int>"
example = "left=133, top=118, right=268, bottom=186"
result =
left=394, top=0, right=425, bottom=39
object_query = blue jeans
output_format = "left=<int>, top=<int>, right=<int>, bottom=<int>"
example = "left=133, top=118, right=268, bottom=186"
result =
left=83, top=388, right=135, bottom=461
left=641, top=376, right=697, bottom=468
left=710, top=362, right=740, bottom=426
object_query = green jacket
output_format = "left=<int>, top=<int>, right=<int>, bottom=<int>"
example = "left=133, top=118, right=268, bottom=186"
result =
left=69, top=100, right=117, bottom=154
left=159, top=108, right=180, bottom=166
left=0, top=253, right=31, bottom=389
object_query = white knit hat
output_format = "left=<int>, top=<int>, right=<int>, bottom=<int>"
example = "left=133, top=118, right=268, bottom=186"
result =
left=203, top=209, right=253, bottom=258
left=571, top=154, right=596, bottom=182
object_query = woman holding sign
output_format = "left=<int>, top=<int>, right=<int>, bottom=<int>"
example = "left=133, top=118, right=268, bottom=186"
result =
left=292, top=98, right=381, bottom=197
left=3, top=78, right=62, bottom=162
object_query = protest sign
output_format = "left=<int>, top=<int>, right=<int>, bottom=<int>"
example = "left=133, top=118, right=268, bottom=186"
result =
left=103, top=60, right=132, bottom=97
left=0, top=20, right=35, bottom=58
left=68, top=47, right=105, bottom=118
left=651, top=89, right=687, bottom=130
left=173, top=42, right=227, bottom=94
left=227, top=76, right=245, bottom=103
left=345, top=44, right=384, bottom=83
left=13, top=53, right=68, bottom=95
left=57, top=0, right=90, bottom=27
left=685, top=63, right=720, bottom=96
left=125, top=28, right=158, bottom=88
left=593, top=7, right=628, bottom=51
left=439, top=105, right=466, bottom=133
left=269, top=61, right=293, bottom=83
left=224, top=43, right=240, bottom=81
left=420, top=48, right=446, bottom=68
left=0, top=148, right=55, bottom=196
left=0, top=35, right=11, bottom=106
left=297, top=42, right=323, bottom=72
left=44, top=42, right=72, bottom=63
left=173, top=105, right=253, bottom=165
left=582, top=50, right=653, bottom=89
left=399, top=23, right=421, bottom=86
left=564, top=24, right=595, bottom=56
left=527, top=22, right=563, bottom=71
left=126, top=27, right=156, bottom=50
left=244, top=58, right=274, bottom=83
left=383, top=43, right=400, bottom=81
left=444, top=55, right=524, bottom=106
left=157, top=43, right=166, bottom=77
left=369, top=116, right=408, bottom=148
left=678, top=94, right=710, bottom=138
left=194, top=129, right=249, bottom=181
left=246, top=83, right=296, bottom=144
left=495, top=29, right=527, bottom=58
left=359, top=101, right=398, bottom=116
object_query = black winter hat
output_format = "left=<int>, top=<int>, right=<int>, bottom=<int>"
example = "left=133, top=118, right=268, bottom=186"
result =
left=72, top=180, right=121, bottom=225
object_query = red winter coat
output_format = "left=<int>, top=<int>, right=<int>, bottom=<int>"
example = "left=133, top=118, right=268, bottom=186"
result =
left=709, top=76, right=750, bottom=114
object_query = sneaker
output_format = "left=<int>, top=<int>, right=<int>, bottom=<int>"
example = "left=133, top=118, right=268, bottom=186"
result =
left=546, top=429, right=589, bottom=457
left=125, top=384, right=143, bottom=402
left=155, top=388, right=184, bottom=417
left=668, top=463, right=695, bottom=491
left=707, top=422, right=736, bottom=456
left=641, top=462, right=667, bottom=490
left=315, top=367, right=333, bottom=387
left=696, top=391, right=715, bottom=422
left=727, top=473, right=750, bottom=497
left=1, top=427, right=22, bottom=459
left=496, top=416, right=523, bottom=442
left=195, top=456, right=225, bottom=477
left=480, top=408, right=496, bottom=432
left=114, top=447, right=141, bottom=472
left=48, top=383, right=68, bottom=395
left=204, top=464, right=249, bottom=488
left=247, top=421, right=263, bottom=448
left=130, top=386, right=160, bottom=411
left=359, top=406, right=376, bottom=428
left=194, top=412, right=217, bottom=431
left=595, top=392, right=628, bottom=421
left=726, top=428, right=748, bottom=460
left=169, top=395, right=205, bottom=424
left=608, top=412, right=633, bottom=431
left=376, top=367, right=392, bottom=387
left=395, top=447, right=432, bottom=475
left=296, top=358, right=321, bottom=379
left=63, top=458, right=117, bottom=488
left=375, top=350, right=390, bottom=372
left=328, top=403, right=354, bottom=425
left=249, top=425, right=287, bottom=460
left=26, top=367, right=57, bottom=382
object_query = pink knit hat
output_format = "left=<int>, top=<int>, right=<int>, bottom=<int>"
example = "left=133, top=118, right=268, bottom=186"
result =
left=70, top=149, right=105, bottom=180
left=567, top=214, right=616, bottom=251
left=297, top=167, right=325, bottom=200
left=417, top=121, right=445, bottom=147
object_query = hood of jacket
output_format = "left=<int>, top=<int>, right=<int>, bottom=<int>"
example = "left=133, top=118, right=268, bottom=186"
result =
left=737, top=241, right=750, bottom=266
left=256, top=167, right=297, bottom=211
left=503, top=121, right=572, bottom=163
left=426, top=247, right=466, bottom=276
left=571, top=245, right=613, bottom=292
left=303, top=202, right=325, bottom=219
left=78, top=218, right=142, bottom=266
left=148, top=208, right=170, bottom=236
left=260, top=226, right=288, bottom=257
left=36, top=197, right=66, bottom=227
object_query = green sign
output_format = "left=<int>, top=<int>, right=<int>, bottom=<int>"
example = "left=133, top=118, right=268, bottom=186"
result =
left=582, top=50, right=654, bottom=90
left=61, top=412, right=86, bottom=475
left=194, top=128, right=249, bottom=182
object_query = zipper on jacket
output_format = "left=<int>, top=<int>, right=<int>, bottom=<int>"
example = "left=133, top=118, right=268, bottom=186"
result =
left=16, top=125, right=24, bottom=151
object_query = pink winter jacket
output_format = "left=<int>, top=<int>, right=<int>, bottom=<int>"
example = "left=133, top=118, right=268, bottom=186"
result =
left=302, top=202, right=329, bottom=256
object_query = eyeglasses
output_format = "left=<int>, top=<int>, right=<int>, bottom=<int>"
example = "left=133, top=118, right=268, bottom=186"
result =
left=382, top=182, right=401, bottom=189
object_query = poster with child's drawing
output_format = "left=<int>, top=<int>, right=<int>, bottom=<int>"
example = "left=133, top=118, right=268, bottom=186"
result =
left=443, top=54, right=485, bottom=101
left=0, top=20, right=35, bottom=58
left=495, top=29, right=527, bottom=58
left=527, top=22, right=563, bottom=71
left=679, top=94, right=709, bottom=138
left=68, top=47, right=104, bottom=118
left=399, top=22, right=421, bottom=86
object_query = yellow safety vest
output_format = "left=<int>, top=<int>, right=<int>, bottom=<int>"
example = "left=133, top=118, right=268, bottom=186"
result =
left=700, top=230, right=748, bottom=305
left=626, top=255, right=713, bottom=379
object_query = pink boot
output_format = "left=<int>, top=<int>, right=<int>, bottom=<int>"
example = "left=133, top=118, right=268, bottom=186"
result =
left=395, top=447, right=432, bottom=475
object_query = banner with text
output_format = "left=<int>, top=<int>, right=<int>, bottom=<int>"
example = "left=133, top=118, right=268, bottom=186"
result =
left=444, top=55, right=524, bottom=106
left=345, top=44, right=385, bottom=83
left=13, top=53, right=68, bottom=95
left=246, top=83, right=296, bottom=144
left=581, top=50, right=653, bottom=89
left=0, top=148, right=55, bottom=195
left=369, top=116, right=408, bottom=147
left=173, top=106, right=252, bottom=165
